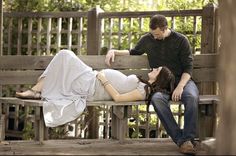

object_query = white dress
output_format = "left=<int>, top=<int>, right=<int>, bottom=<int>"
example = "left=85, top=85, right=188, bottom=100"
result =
left=40, top=49, right=146, bottom=127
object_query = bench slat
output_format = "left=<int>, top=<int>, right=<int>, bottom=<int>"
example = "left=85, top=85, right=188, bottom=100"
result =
left=0, top=68, right=217, bottom=85
left=0, top=95, right=219, bottom=107
left=0, top=54, right=217, bottom=70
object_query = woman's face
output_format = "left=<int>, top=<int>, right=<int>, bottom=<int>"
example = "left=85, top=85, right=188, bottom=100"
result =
left=148, top=67, right=162, bottom=83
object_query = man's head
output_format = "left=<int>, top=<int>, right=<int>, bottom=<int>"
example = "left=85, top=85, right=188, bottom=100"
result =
left=149, top=14, right=169, bottom=40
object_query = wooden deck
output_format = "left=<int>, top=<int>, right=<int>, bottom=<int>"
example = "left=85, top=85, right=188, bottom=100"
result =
left=0, top=138, right=210, bottom=155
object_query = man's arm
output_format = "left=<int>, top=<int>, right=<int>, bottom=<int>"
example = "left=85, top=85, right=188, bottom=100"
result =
left=172, top=73, right=191, bottom=102
left=97, top=71, right=144, bottom=102
left=105, top=49, right=130, bottom=66
left=171, top=35, right=193, bottom=102
left=105, top=35, right=147, bottom=66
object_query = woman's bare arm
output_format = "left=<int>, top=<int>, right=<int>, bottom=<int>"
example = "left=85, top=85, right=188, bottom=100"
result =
left=97, top=71, right=144, bottom=102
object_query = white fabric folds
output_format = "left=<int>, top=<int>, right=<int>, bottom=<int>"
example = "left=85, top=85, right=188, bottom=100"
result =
left=40, top=50, right=96, bottom=127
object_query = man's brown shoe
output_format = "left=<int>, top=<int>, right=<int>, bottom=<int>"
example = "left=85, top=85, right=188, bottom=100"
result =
left=179, top=141, right=196, bottom=155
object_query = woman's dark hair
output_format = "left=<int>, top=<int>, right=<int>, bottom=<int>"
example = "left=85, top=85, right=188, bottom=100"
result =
left=149, top=14, right=168, bottom=30
left=138, top=66, right=175, bottom=112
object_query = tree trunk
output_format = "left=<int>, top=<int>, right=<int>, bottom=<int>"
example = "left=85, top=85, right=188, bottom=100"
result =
left=216, top=0, right=236, bottom=154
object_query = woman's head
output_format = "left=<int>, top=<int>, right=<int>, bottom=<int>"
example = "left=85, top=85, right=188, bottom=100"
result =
left=148, top=66, right=175, bottom=93
left=138, top=66, right=175, bottom=113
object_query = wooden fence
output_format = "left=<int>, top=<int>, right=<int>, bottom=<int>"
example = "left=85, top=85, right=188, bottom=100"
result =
left=0, top=3, right=218, bottom=139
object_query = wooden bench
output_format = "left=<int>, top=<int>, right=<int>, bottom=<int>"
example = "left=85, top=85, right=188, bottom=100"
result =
left=0, top=54, right=219, bottom=143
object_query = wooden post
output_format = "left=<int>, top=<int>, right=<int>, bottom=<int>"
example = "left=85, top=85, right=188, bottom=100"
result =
left=216, top=0, right=236, bottom=154
left=197, top=3, right=218, bottom=139
left=86, top=6, right=103, bottom=139
left=0, top=0, right=3, bottom=55
left=86, top=6, right=103, bottom=55
left=0, top=0, right=4, bottom=141
left=201, top=3, right=216, bottom=54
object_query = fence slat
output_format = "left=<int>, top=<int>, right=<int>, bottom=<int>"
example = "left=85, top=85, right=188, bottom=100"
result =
left=128, top=18, right=133, bottom=50
left=77, top=17, right=83, bottom=55
left=118, top=18, right=123, bottom=49
left=67, top=17, right=73, bottom=50
left=36, top=18, right=42, bottom=55
left=171, top=16, right=175, bottom=30
left=27, top=18, right=33, bottom=55
left=7, top=18, right=13, bottom=55
left=46, top=18, right=52, bottom=55
left=192, top=16, right=197, bottom=54
left=108, top=18, right=113, bottom=50
left=17, top=18, right=22, bottom=55
left=56, top=18, right=62, bottom=52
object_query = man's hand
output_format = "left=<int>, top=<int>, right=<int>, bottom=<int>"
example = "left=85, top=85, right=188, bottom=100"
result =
left=171, top=85, right=184, bottom=102
left=105, top=50, right=116, bottom=66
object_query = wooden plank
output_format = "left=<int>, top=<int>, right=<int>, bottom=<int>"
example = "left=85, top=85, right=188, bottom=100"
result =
left=14, top=105, right=19, bottom=131
left=0, top=54, right=217, bottom=70
left=46, top=18, right=52, bottom=55
left=98, top=9, right=203, bottom=18
left=97, top=19, right=103, bottom=55
left=0, top=71, right=43, bottom=84
left=0, top=95, right=219, bottom=108
left=0, top=114, right=5, bottom=141
left=118, top=18, right=123, bottom=49
left=216, top=1, right=236, bottom=152
left=7, top=18, right=13, bottom=55
left=36, top=18, right=42, bottom=55
left=56, top=18, right=62, bottom=52
left=0, top=0, right=2, bottom=56
left=67, top=17, right=73, bottom=50
left=17, top=18, right=22, bottom=55
left=201, top=4, right=216, bottom=54
left=87, top=7, right=103, bottom=55
left=0, top=138, right=208, bottom=155
left=34, top=107, right=40, bottom=141
left=171, top=16, right=175, bottom=30
left=4, top=12, right=87, bottom=18
left=135, top=105, right=140, bottom=137
left=108, top=18, right=113, bottom=50
left=77, top=17, right=83, bottom=55
left=128, top=18, right=133, bottom=50
left=104, top=105, right=110, bottom=139
left=27, top=18, right=33, bottom=55
left=0, top=68, right=217, bottom=85
left=192, top=16, right=197, bottom=54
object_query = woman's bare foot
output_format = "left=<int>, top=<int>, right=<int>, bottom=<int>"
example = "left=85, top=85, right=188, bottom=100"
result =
left=16, top=89, right=41, bottom=99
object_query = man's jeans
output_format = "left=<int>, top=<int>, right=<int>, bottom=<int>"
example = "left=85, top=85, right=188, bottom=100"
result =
left=151, top=80, right=199, bottom=146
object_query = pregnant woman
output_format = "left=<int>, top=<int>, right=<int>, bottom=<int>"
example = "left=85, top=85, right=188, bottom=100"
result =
left=16, top=49, right=174, bottom=127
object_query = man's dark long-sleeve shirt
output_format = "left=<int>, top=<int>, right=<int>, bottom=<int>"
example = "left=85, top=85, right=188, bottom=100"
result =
left=130, top=30, right=193, bottom=80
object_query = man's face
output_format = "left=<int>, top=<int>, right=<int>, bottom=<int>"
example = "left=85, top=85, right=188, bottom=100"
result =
left=150, top=27, right=166, bottom=40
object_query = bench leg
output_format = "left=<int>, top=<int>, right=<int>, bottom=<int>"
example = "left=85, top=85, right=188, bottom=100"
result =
left=0, top=114, right=5, bottom=141
left=35, top=107, right=47, bottom=142
left=111, top=106, right=129, bottom=143
left=198, top=103, right=217, bottom=141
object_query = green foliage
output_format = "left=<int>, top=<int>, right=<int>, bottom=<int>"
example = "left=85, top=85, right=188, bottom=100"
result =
left=48, top=126, right=69, bottom=139
left=22, top=123, right=35, bottom=140
left=4, top=0, right=218, bottom=12
left=159, top=0, right=218, bottom=10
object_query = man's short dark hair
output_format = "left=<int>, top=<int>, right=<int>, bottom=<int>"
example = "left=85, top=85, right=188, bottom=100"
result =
left=149, top=14, right=168, bottom=30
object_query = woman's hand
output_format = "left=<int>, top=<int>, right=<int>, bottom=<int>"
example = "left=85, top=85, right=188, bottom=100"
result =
left=96, top=71, right=108, bottom=84
left=171, top=85, right=184, bottom=102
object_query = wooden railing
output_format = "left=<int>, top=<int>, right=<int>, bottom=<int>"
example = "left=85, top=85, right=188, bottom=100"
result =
left=2, top=4, right=217, bottom=56
left=97, top=9, right=203, bottom=55
left=3, top=12, right=87, bottom=55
